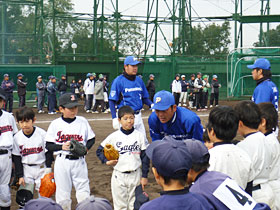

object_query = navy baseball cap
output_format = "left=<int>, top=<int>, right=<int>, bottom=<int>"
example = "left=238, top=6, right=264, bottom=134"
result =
left=3, top=74, right=9, bottom=77
left=146, top=139, right=192, bottom=178
left=76, top=196, right=112, bottom=210
left=183, top=139, right=210, bottom=164
left=152, top=90, right=175, bottom=111
left=23, top=197, right=62, bottom=210
left=124, top=56, right=141, bottom=66
left=17, top=73, right=23, bottom=77
left=247, top=58, right=271, bottom=70
left=59, top=92, right=80, bottom=108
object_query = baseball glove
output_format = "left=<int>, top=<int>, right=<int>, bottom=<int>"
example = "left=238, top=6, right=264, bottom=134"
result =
left=39, top=172, right=56, bottom=198
left=69, top=140, right=87, bottom=157
left=104, top=144, right=119, bottom=160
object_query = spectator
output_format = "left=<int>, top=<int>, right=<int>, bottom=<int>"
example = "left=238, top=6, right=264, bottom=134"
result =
left=47, top=76, right=57, bottom=114
left=1, top=73, right=15, bottom=112
left=202, top=75, right=210, bottom=110
left=194, top=72, right=204, bottom=111
left=171, top=74, right=181, bottom=106
left=92, top=74, right=107, bottom=113
left=179, top=75, right=188, bottom=107
left=17, top=73, right=27, bottom=108
left=103, top=75, right=110, bottom=111
left=77, top=79, right=84, bottom=100
left=70, top=79, right=78, bottom=95
left=36, top=75, right=46, bottom=113
left=57, top=74, right=67, bottom=96
left=209, top=75, right=221, bottom=108
left=84, top=73, right=95, bottom=113
left=188, top=74, right=196, bottom=109
left=146, top=74, right=155, bottom=102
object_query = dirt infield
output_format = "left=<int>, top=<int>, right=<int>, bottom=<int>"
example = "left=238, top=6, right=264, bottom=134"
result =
left=9, top=100, right=255, bottom=209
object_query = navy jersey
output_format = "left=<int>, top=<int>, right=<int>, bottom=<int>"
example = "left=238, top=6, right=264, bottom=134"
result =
left=148, top=107, right=203, bottom=141
left=109, top=75, right=149, bottom=111
left=252, top=79, right=279, bottom=110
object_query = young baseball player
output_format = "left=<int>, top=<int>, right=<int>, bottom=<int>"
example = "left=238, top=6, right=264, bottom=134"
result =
left=140, top=139, right=213, bottom=210
left=258, top=102, right=280, bottom=209
left=206, top=106, right=254, bottom=191
left=12, top=107, right=48, bottom=201
left=185, top=139, right=270, bottom=210
left=96, top=105, right=149, bottom=210
left=0, top=88, right=18, bottom=210
left=235, top=100, right=275, bottom=208
left=45, top=93, right=96, bottom=210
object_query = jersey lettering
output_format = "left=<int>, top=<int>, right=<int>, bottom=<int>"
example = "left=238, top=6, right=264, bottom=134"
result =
left=226, top=185, right=252, bottom=206
left=116, top=141, right=140, bottom=154
left=19, top=145, right=44, bottom=156
left=124, top=87, right=142, bottom=93
left=56, top=131, right=83, bottom=143
left=0, top=125, right=13, bottom=134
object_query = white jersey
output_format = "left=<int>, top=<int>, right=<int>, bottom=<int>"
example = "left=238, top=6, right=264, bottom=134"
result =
left=171, top=80, right=182, bottom=93
left=101, top=129, right=147, bottom=172
left=265, top=133, right=280, bottom=181
left=209, top=144, right=254, bottom=189
left=0, top=110, right=18, bottom=149
left=45, top=116, right=95, bottom=156
left=237, top=132, right=272, bottom=185
left=12, top=127, right=46, bottom=165
left=83, top=78, right=95, bottom=95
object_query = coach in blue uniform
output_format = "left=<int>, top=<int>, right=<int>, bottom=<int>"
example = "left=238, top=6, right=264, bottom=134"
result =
left=247, top=58, right=279, bottom=110
left=148, top=90, right=203, bottom=141
left=109, top=56, right=152, bottom=136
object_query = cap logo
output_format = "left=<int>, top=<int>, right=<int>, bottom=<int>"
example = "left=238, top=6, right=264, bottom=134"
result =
left=71, top=95, right=75, bottom=101
left=155, top=97, right=161, bottom=103
left=133, top=57, right=137, bottom=61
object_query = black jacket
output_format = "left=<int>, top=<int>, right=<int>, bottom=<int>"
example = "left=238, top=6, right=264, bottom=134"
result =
left=57, top=79, right=67, bottom=92
left=17, top=79, right=27, bottom=96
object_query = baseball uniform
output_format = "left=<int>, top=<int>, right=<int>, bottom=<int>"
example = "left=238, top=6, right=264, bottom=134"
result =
left=99, top=128, right=148, bottom=210
left=237, top=132, right=275, bottom=208
left=45, top=116, right=95, bottom=210
left=12, top=127, right=46, bottom=191
left=148, top=106, right=203, bottom=141
left=0, top=110, right=18, bottom=208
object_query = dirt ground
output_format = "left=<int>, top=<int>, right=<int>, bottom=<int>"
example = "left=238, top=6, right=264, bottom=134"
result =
left=9, top=100, right=254, bottom=209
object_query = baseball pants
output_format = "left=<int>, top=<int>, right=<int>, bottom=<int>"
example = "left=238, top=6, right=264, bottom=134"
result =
left=85, top=94, right=93, bottom=111
left=0, top=151, right=12, bottom=208
left=37, top=93, right=45, bottom=111
left=48, top=94, right=57, bottom=113
left=4, top=93, right=13, bottom=113
left=210, top=92, right=219, bottom=106
left=134, top=112, right=148, bottom=144
left=18, top=95, right=26, bottom=108
left=179, top=92, right=188, bottom=105
left=54, top=154, right=90, bottom=210
left=173, top=93, right=180, bottom=106
left=23, top=164, right=45, bottom=192
left=111, top=168, right=141, bottom=210
left=252, top=182, right=275, bottom=209
left=269, top=180, right=280, bottom=210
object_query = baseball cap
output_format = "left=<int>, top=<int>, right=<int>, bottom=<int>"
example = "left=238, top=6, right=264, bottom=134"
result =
left=247, top=58, right=271, bottom=70
left=0, top=88, right=6, bottom=100
left=17, top=73, right=23, bottom=77
left=149, top=74, right=155, bottom=78
left=23, top=197, right=62, bottom=210
left=146, top=139, right=192, bottom=178
left=181, top=75, right=186, bottom=78
left=191, top=74, right=195, bottom=77
left=59, top=92, right=80, bottom=108
left=124, top=56, right=141, bottom=66
left=134, top=185, right=149, bottom=210
left=99, top=74, right=104, bottom=79
left=86, top=73, right=93, bottom=78
left=37, top=75, right=42, bottom=79
left=183, top=139, right=210, bottom=164
left=212, top=75, right=218, bottom=79
left=152, top=90, right=175, bottom=111
left=3, top=74, right=9, bottom=77
left=92, top=73, right=96, bottom=76
left=76, top=196, right=112, bottom=210
left=202, top=75, right=208, bottom=79
left=197, top=72, right=202, bottom=75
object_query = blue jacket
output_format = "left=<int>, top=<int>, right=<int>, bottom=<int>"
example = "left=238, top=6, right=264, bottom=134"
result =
left=252, top=79, right=279, bottom=110
left=148, top=107, right=203, bottom=141
left=47, top=82, right=57, bottom=95
left=1, top=80, right=15, bottom=93
left=140, top=188, right=213, bottom=210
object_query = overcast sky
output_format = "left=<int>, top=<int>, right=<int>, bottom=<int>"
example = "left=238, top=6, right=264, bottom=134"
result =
left=71, top=0, right=280, bottom=55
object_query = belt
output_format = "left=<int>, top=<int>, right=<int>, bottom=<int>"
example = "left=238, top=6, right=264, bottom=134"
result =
left=252, top=184, right=261, bottom=191
left=134, top=110, right=140, bottom=115
left=59, top=153, right=81, bottom=160
left=27, top=163, right=45, bottom=169
left=0, top=149, right=8, bottom=155
left=122, top=170, right=137, bottom=174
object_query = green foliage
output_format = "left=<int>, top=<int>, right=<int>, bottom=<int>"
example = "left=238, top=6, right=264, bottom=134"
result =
left=254, top=25, right=280, bottom=47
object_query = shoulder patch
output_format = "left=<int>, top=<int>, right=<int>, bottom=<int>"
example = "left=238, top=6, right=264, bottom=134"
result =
left=111, top=90, right=116, bottom=97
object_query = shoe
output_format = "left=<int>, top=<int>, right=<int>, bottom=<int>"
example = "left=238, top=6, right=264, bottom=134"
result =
left=205, top=106, right=208, bottom=109
left=105, top=108, right=110, bottom=113
left=48, top=112, right=54, bottom=115
left=179, top=103, right=182, bottom=107
left=183, top=104, right=187, bottom=106
left=38, top=110, right=45, bottom=114
left=202, top=108, right=207, bottom=111
left=103, top=110, right=109, bottom=113
left=210, top=105, right=213, bottom=108
left=215, top=105, right=219, bottom=107
left=197, top=109, right=202, bottom=112
left=92, top=111, right=99, bottom=114
left=86, top=110, right=91, bottom=113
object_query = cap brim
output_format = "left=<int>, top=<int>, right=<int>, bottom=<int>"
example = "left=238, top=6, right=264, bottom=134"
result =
left=151, top=104, right=172, bottom=111
left=247, top=64, right=256, bottom=69
left=126, top=61, right=141, bottom=65
left=0, top=94, right=6, bottom=100
left=62, top=102, right=81, bottom=108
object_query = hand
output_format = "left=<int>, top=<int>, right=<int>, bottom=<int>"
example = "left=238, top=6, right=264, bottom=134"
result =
left=19, top=177, right=25, bottom=187
left=140, top=177, right=148, bottom=190
left=112, top=118, right=120, bottom=130
left=106, top=160, right=118, bottom=166
left=62, top=141, right=71, bottom=151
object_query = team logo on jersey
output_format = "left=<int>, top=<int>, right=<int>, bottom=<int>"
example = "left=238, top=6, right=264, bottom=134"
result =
left=56, top=131, right=83, bottom=143
left=0, top=125, right=13, bottom=135
left=124, top=87, right=142, bottom=93
left=111, top=90, right=116, bottom=97
left=155, top=97, right=161, bottom=103
left=116, top=141, right=140, bottom=155
left=19, top=145, right=43, bottom=156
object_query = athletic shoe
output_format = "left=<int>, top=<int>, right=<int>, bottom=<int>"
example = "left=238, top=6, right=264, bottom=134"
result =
left=105, top=108, right=110, bottom=113
left=205, top=106, right=208, bottom=109
left=183, top=104, right=187, bottom=106
left=179, top=103, right=182, bottom=107
left=215, top=105, right=219, bottom=107
left=92, top=111, right=99, bottom=114
left=48, top=112, right=54, bottom=115
left=86, top=110, right=91, bottom=113
left=202, top=108, right=207, bottom=111
left=210, top=105, right=213, bottom=108
left=38, top=110, right=44, bottom=114
left=197, top=109, right=202, bottom=112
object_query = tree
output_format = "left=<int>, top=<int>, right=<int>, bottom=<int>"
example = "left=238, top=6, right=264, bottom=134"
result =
left=254, top=25, right=280, bottom=47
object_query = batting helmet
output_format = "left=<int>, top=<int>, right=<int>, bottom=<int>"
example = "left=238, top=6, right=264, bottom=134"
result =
left=16, top=184, right=34, bottom=207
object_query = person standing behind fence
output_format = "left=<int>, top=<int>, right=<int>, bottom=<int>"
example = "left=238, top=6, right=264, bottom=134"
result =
left=103, top=75, right=110, bottom=111
left=57, top=74, right=67, bottom=96
left=77, top=79, right=84, bottom=100
left=202, top=75, right=210, bottom=110
left=70, top=79, right=78, bottom=95
left=171, top=74, right=181, bottom=106
left=17, top=73, right=27, bottom=108
left=92, top=74, right=107, bottom=113
left=188, top=74, right=196, bottom=109
left=1, top=74, right=15, bottom=113
left=209, top=75, right=221, bottom=108
left=36, top=75, right=46, bottom=114
left=47, top=76, right=57, bottom=115
left=146, top=74, right=155, bottom=102
left=179, top=75, right=188, bottom=107
left=194, top=72, right=204, bottom=111
left=84, top=73, right=95, bottom=113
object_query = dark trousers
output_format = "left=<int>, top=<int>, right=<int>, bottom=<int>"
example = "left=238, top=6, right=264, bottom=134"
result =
left=48, top=94, right=57, bottom=112
left=210, top=92, right=219, bottom=106
left=202, top=91, right=208, bottom=108
left=173, top=93, right=180, bottom=106
left=85, top=94, right=93, bottom=111
left=149, top=91, right=155, bottom=102
left=18, top=94, right=26, bottom=107
left=92, top=99, right=105, bottom=112
left=195, top=92, right=203, bottom=109
left=37, top=93, right=45, bottom=111
left=4, top=93, right=13, bottom=112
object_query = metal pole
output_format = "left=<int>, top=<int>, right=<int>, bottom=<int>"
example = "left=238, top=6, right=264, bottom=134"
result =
left=266, top=0, right=270, bottom=46
left=260, top=0, right=264, bottom=46
left=40, top=0, right=44, bottom=63
left=182, top=0, right=186, bottom=54
left=144, top=0, right=150, bottom=58
left=154, top=0, right=158, bottom=61
left=116, top=0, right=119, bottom=74
left=100, top=0, right=104, bottom=57
left=1, top=2, right=6, bottom=64
left=234, top=0, right=238, bottom=48
left=240, top=0, right=243, bottom=48
left=52, top=0, right=56, bottom=64
left=93, top=0, right=98, bottom=55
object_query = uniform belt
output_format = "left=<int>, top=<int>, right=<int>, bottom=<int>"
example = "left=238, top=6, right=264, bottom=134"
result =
left=0, top=149, right=8, bottom=155
left=122, top=170, right=137, bottom=174
left=26, top=163, right=45, bottom=168
left=134, top=110, right=140, bottom=115
left=59, top=153, right=81, bottom=160
left=252, top=184, right=261, bottom=191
